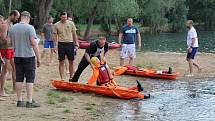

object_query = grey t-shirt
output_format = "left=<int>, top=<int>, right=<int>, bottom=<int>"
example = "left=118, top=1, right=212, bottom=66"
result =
left=42, top=23, right=53, bottom=40
left=9, top=23, right=37, bottom=57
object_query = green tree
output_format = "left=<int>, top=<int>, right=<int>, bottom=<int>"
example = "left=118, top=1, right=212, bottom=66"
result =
left=168, top=0, right=188, bottom=32
left=187, top=0, right=215, bottom=31
left=0, top=0, right=7, bottom=17
left=138, top=0, right=176, bottom=33
left=61, top=0, right=139, bottom=39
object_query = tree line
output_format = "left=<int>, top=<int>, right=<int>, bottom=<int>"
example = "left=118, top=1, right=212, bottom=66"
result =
left=0, top=0, right=215, bottom=39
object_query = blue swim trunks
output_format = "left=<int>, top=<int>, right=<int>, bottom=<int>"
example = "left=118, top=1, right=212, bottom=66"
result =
left=187, top=47, right=198, bottom=59
left=44, top=40, right=54, bottom=49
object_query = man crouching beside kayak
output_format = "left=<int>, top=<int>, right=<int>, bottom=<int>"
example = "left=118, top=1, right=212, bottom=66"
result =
left=70, top=37, right=108, bottom=82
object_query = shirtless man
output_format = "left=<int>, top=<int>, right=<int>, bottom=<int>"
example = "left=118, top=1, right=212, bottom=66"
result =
left=0, top=15, right=6, bottom=100
left=0, top=10, right=20, bottom=96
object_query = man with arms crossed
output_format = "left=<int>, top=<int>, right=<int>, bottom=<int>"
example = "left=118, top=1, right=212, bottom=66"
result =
left=0, top=10, right=20, bottom=96
left=118, top=18, right=141, bottom=66
left=186, top=20, right=201, bottom=77
left=53, top=12, right=79, bottom=81
left=8, top=11, right=40, bottom=108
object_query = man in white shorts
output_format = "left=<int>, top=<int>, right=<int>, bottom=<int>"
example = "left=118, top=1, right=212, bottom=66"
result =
left=118, top=18, right=141, bottom=66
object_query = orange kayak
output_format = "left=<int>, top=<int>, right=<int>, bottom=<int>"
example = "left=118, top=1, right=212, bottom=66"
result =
left=114, top=66, right=177, bottom=80
left=78, top=39, right=121, bottom=49
left=51, top=80, right=146, bottom=99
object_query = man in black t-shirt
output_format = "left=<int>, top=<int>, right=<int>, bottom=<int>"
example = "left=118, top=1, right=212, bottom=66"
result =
left=70, top=37, right=109, bottom=82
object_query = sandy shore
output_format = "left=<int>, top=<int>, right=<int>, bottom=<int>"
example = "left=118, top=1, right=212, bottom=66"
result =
left=0, top=47, right=214, bottom=121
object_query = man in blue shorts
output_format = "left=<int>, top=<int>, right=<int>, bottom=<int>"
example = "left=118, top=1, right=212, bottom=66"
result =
left=186, top=20, right=201, bottom=77
left=41, top=16, right=54, bottom=65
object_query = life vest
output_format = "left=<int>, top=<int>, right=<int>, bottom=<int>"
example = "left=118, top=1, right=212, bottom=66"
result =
left=97, top=64, right=111, bottom=85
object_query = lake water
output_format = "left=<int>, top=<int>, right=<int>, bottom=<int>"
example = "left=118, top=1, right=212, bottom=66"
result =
left=107, top=31, right=215, bottom=53
left=114, top=78, right=215, bottom=121
left=97, top=32, right=215, bottom=121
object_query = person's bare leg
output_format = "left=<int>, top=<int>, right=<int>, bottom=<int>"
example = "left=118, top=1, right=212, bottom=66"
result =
left=16, top=82, right=23, bottom=101
left=120, top=58, right=124, bottom=66
left=65, top=58, right=69, bottom=74
left=69, top=60, right=74, bottom=79
left=59, top=60, right=65, bottom=80
left=50, top=49, right=54, bottom=64
left=26, top=83, right=33, bottom=103
left=192, top=61, right=201, bottom=70
left=188, top=59, right=193, bottom=74
left=10, top=59, right=16, bottom=92
left=0, top=59, right=9, bottom=96
left=129, top=57, right=134, bottom=66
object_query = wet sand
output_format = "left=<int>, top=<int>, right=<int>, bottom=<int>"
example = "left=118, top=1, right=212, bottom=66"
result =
left=0, top=47, right=214, bottom=121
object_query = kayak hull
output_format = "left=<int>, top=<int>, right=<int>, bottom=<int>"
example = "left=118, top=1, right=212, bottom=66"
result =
left=113, top=66, right=177, bottom=80
left=125, top=70, right=177, bottom=80
left=51, top=80, right=144, bottom=99
left=79, top=42, right=90, bottom=49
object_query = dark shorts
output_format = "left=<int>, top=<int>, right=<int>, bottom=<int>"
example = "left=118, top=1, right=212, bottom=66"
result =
left=187, top=47, right=198, bottom=60
left=14, top=57, right=36, bottom=83
left=58, top=42, right=75, bottom=61
left=44, top=40, right=54, bottom=49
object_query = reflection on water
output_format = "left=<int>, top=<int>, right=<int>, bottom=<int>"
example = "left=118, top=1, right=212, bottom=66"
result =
left=114, top=79, right=215, bottom=121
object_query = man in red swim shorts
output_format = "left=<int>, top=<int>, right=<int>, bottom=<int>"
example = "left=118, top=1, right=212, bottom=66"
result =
left=0, top=10, right=20, bottom=96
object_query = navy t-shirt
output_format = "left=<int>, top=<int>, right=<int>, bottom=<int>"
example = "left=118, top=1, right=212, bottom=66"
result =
left=120, top=25, right=139, bottom=44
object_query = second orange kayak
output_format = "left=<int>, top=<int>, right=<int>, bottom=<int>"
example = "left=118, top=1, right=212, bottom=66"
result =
left=114, top=66, right=177, bottom=80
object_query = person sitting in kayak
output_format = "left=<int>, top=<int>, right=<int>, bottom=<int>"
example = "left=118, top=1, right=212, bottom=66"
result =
left=88, top=57, right=144, bottom=92
left=70, top=37, right=109, bottom=82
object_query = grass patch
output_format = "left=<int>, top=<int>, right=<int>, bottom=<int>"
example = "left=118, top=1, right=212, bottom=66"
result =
left=63, top=108, right=71, bottom=113
left=47, top=91, right=74, bottom=104
left=84, top=103, right=100, bottom=118
left=84, top=103, right=96, bottom=110
left=46, top=91, right=60, bottom=104
left=73, top=92, right=82, bottom=96
left=47, top=97, right=56, bottom=104
left=58, top=96, right=73, bottom=103
left=4, top=85, right=14, bottom=94
left=56, top=105, right=66, bottom=108
left=47, top=91, right=60, bottom=98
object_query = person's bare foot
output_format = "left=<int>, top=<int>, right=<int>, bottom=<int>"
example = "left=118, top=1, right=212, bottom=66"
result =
left=0, top=97, right=6, bottom=101
left=198, top=67, right=203, bottom=73
left=0, top=91, right=10, bottom=97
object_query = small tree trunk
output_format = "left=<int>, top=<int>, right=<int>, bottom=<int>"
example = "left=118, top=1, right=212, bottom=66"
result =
left=9, top=0, right=12, bottom=14
left=83, top=6, right=97, bottom=40
left=35, top=0, right=53, bottom=31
